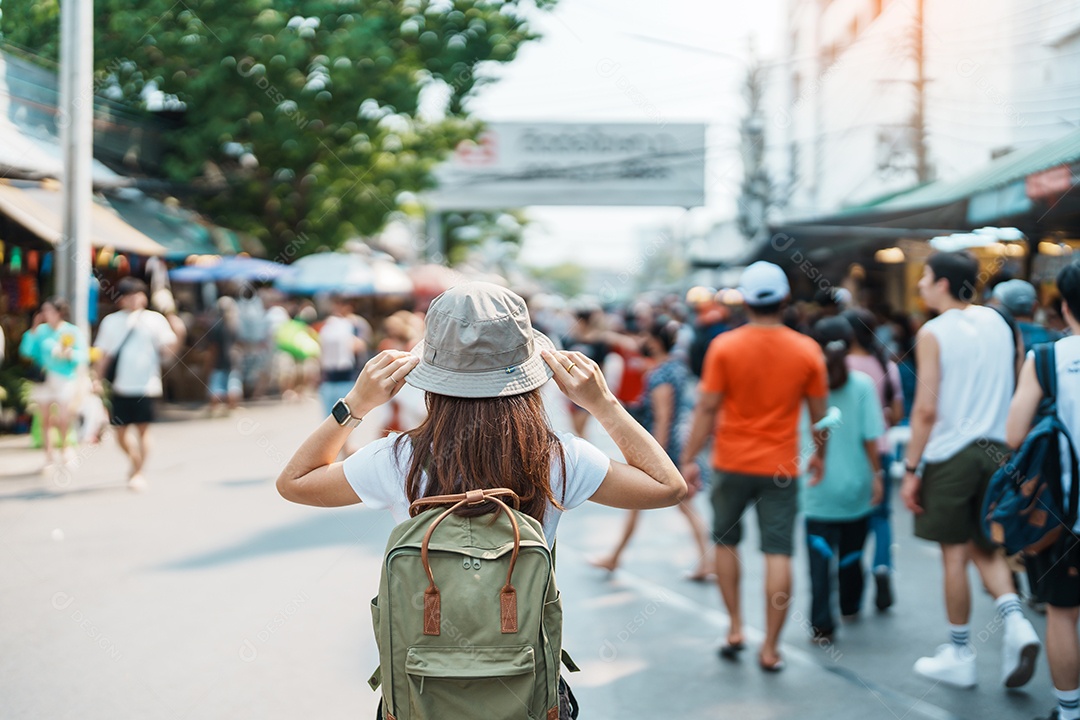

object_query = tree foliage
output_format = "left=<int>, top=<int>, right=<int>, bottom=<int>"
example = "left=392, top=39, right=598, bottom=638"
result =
left=2, top=0, right=553, bottom=258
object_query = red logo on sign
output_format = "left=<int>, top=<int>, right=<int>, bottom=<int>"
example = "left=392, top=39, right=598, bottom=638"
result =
left=455, top=131, right=498, bottom=167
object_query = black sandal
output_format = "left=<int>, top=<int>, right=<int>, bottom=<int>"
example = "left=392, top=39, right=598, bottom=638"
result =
left=718, top=642, right=746, bottom=661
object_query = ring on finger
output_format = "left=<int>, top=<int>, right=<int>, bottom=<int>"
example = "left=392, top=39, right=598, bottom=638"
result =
left=565, top=362, right=577, bottom=372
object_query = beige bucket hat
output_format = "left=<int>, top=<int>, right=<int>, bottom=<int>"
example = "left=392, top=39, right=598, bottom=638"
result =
left=405, top=282, right=555, bottom=398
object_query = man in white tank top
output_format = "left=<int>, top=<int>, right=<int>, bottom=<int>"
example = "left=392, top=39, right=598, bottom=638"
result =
left=1006, top=262, right=1080, bottom=720
left=900, top=251, right=1040, bottom=690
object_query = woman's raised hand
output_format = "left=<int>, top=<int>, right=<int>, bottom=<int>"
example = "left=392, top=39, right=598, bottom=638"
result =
left=542, top=349, right=616, bottom=414
left=346, top=350, right=419, bottom=416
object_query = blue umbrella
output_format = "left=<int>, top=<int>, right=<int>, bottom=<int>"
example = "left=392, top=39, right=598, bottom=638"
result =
left=169, top=256, right=291, bottom=283
left=274, top=252, right=411, bottom=296
left=168, top=263, right=218, bottom=283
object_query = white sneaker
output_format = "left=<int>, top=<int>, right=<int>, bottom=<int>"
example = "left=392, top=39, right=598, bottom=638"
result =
left=913, top=644, right=977, bottom=688
left=1001, top=615, right=1041, bottom=688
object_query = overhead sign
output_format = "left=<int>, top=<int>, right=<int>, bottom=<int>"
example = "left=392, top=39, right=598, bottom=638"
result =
left=426, top=122, right=707, bottom=210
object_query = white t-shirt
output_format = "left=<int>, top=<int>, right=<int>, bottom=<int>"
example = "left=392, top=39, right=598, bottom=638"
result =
left=342, top=431, right=611, bottom=547
left=1045, top=337, right=1080, bottom=530
left=319, top=316, right=358, bottom=372
left=922, top=305, right=1014, bottom=463
left=94, top=310, right=177, bottom=397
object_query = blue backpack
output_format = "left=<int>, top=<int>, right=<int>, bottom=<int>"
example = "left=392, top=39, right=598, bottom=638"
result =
left=983, top=343, right=1080, bottom=556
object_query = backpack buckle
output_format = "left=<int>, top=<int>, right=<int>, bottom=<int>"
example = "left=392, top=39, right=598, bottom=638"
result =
left=465, top=489, right=486, bottom=506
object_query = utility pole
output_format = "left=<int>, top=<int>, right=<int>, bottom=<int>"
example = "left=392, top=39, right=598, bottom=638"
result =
left=913, top=0, right=930, bottom=183
left=58, top=0, right=93, bottom=335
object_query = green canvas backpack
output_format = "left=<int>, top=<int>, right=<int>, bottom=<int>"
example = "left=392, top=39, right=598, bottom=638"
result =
left=368, top=488, right=578, bottom=720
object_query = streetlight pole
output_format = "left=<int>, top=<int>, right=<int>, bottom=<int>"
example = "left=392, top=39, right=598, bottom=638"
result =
left=59, top=0, right=93, bottom=335
left=913, top=0, right=930, bottom=183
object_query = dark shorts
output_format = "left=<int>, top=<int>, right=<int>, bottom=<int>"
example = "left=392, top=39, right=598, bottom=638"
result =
left=1030, top=533, right=1080, bottom=608
left=711, top=470, right=799, bottom=556
left=110, top=394, right=157, bottom=426
left=914, top=440, right=1007, bottom=551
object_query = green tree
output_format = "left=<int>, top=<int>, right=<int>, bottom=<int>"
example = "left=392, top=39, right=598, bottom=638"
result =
left=1, top=0, right=553, bottom=257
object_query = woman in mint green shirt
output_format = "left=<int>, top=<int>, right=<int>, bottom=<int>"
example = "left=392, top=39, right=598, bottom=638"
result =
left=802, top=316, right=884, bottom=640
left=18, top=297, right=89, bottom=468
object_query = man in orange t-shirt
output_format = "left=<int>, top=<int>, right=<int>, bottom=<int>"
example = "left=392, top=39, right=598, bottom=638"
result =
left=680, top=261, right=828, bottom=672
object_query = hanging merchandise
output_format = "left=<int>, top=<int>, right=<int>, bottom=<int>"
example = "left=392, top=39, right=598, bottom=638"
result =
left=88, top=273, right=100, bottom=325
left=17, top=275, right=38, bottom=310
left=96, top=246, right=114, bottom=269
left=10, top=247, right=21, bottom=272
left=112, top=254, right=130, bottom=274
left=145, top=256, right=169, bottom=295
left=41, top=251, right=53, bottom=275
left=0, top=240, right=5, bottom=263
left=27, top=251, right=38, bottom=273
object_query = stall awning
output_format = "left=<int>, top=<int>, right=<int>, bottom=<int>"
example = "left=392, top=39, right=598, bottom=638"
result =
left=0, top=181, right=165, bottom=256
left=742, top=127, right=1080, bottom=265
left=104, top=190, right=242, bottom=260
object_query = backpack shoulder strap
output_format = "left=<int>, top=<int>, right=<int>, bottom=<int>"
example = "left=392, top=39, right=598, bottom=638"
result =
left=992, top=305, right=1023, bottom=384
left=1035, top=343, right=1057, bottom=402
left=1038, top=342, right=1080, bottom=527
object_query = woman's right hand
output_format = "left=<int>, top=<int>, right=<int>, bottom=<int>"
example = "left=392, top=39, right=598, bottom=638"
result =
left=345, top=350, right=418, bottom=416
left=542, top=349, right=615, bottom=414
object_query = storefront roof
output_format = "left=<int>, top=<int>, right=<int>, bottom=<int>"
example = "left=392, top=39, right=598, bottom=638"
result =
left=743, top=127, right=1080, bottom=265
left=103, top=190, right=242, bottom=260
left=0, top=181, right=166, bottom=256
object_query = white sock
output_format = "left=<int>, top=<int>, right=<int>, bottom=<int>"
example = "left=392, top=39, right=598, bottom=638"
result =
left=949, top=623, right=970, bottom=649
left=1056, top=686, right=1080, bottom=720
left=995, top=592, right=1024, bottom=620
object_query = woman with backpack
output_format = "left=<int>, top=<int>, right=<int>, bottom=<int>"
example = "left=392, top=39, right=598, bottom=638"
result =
left=802, top=316, right=884, bottom=641
left=841, top=308, right=904, bottom=611
left=276, top=282, right=687, bottom=719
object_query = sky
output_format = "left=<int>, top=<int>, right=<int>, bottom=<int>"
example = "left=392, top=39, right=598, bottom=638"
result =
left=465, top=0, right=786, bottom=269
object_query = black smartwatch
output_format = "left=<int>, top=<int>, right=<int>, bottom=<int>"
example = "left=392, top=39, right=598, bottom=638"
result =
left=905, top=462, right=920, bottom=475
left=331, top=398, right=363, bottom=428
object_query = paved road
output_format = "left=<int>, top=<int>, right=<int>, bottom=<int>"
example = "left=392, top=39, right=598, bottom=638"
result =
left=0, top=397, right=1057, bottom=719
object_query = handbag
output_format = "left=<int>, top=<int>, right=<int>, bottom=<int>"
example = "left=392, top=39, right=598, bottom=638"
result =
left=103, top=315, right=138, bottom=386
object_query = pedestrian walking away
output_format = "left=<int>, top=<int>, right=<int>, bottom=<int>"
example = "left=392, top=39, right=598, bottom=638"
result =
left=900, top=250, right=1041, bottom=690
left=993, top=278, right=1062, bottom=612
left=205, top=296, right=242, bottom=414
left=842, top=307, right=904, bottom=611
left=93, top=277, right=179, bottom=491
left=317, top=294, right=370, bottom=455
left=680, top=261, right=830, bottom=673
left=1006, top=262, right=1080, bottom=720
left=276, top=282, right=686, bottom=719
left=802, top=316, right=885, bottom=640
left=592, top=319, right=712, bottom=580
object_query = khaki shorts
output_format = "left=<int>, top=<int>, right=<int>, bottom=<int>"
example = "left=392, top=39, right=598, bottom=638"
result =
left=711, top=471, right=799, bottom=556
left=914, top=440, right=1007, bottom=551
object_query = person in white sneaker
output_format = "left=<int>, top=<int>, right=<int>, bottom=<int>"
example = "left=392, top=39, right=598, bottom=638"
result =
left=1005, top=261, right=1080, bottom=720
left=900, top=250, right=1041, bottom=689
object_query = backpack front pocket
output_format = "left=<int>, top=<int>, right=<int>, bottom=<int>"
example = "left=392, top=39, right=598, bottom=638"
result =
left=405, top=645, right=537, bottom=720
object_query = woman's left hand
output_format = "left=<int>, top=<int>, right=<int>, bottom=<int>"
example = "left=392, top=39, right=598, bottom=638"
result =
left=345, top=350, right=419, bottom=416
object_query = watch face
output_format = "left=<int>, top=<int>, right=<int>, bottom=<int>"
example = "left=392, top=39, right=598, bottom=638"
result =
left=331, top=400, right=350, bottom=425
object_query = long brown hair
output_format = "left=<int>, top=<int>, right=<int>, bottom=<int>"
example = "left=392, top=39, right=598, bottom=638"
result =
left=393, top=389, right=567, bottom=524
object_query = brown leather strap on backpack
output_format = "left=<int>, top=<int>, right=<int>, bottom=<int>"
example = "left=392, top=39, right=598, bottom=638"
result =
left=414, top=488, right=522, bottom=636
left=409, top=487, right=520, bottom=515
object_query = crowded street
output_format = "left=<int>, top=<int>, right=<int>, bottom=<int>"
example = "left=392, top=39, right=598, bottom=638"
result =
left=0, top=395, right=1057, bottom=720
left=7, top=0, right=1080, bottom=718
